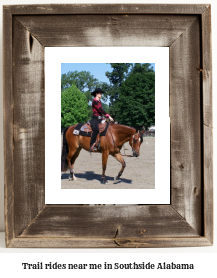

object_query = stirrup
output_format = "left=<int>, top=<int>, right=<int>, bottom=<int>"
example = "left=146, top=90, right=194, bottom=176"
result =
left=89, top=143, right=97, bottom=152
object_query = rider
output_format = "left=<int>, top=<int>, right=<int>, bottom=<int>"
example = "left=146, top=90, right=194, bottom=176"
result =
left=89, top=88, right=114, bottom=152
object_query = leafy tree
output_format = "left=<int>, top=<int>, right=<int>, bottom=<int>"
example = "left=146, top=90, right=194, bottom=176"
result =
left=131, top=63, right=154, bottom=74
left=60, top=63, right=155, bottom=129
left=61, top=70, right=109, bottom=103
left=61, top=70, right=97, bottom=91
left=102, top=103, right=109, bottom=114
left=61, top=85, right=88, bottom=128
left=107, top=63, right=155, bottom=127
left=105, top=63, right=133, bottom=105
left=105, top=63, right=132, bottom=87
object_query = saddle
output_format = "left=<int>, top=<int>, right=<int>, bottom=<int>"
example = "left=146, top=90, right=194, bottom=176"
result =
left=80, top=121, right=107, bottom=134
left=73, top=121, right=109, bottom=151
left=73, top=121, right=108, bottom=137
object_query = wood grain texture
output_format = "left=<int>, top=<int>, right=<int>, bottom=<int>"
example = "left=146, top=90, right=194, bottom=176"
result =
left=3, top=7, right=14, bottom=247
left=12, top=17, right=45, bottom=237
left=202, top=6, right=212, bottom=129
left=20, top=205, right=198, bottom=238
left=201, top=6, right=213, bottom=244
left=16, top=15, right=197, bottom=47
left=8, top=237, right=212, bottom=248
left=3, top=4, right=213, bottom=248
left=203, top=126, right=213, bottom=243
left=170, top=17, right=202, bottom=235
left=3, top=4, right=207, bottom=15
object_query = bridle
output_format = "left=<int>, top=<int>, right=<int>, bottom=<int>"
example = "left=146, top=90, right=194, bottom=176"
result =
left=131, top=131, right=140, bottom=147
left=122, top=131, right=140, bottom=157
left=107, top=121, right=141, bottom=157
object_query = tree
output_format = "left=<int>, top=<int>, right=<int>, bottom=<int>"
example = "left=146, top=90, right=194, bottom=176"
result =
left=108, top=63, right=155, bottom=127
left=105, top=63, right=132, bottom=87
left=61, top=70, right=109, bottom=103
left=105, top=63, right=133, bottom=105
left=131, top=63, right=154, bottom=74
left=61, top=70, right=98, bottom=92
left=61, top=85, right=88, bottom=128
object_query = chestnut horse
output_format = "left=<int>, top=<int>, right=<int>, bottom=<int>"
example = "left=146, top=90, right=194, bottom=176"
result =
left=61, top=123, right=145, bottom=184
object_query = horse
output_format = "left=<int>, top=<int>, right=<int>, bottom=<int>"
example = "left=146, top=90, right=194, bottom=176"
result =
left=61, top=122, right=145, bottom=184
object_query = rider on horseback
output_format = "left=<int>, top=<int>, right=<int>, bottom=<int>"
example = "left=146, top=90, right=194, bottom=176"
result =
left=89, top=88, right=114, bottom=152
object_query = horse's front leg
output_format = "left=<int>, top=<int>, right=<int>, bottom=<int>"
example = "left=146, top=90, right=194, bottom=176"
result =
left=112, top=153, right=126, bottom=181
left=101, top=150, right=109, bottom=184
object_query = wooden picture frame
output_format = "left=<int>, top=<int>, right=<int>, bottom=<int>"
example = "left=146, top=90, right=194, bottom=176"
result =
left=3, top=4, right=213, bottom=248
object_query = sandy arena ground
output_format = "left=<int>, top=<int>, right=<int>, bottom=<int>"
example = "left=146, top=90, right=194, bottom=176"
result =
left=61, top=137, right=155, bottom=189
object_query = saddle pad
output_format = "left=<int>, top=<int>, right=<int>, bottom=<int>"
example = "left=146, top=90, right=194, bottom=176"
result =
left=73, top=123, right=84, bottom=135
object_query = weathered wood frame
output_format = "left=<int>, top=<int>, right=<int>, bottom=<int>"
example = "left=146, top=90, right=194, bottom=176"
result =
left=3, top=4, right=213, bottom=248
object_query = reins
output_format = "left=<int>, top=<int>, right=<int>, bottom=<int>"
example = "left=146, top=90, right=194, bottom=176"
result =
left=108, top=122, right=140, bottom=157
left=108, top=124, right=119, bottom=153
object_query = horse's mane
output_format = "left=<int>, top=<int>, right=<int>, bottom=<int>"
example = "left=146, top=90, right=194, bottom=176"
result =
left=110, top=123, right=144, bottom=144
left=110, top=123, right=135, bottom=130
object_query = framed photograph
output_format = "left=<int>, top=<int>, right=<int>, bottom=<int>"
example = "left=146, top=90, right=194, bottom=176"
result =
left=45, top=47, right=170, bottom=204
left=4, top=4, right=213, bottom=247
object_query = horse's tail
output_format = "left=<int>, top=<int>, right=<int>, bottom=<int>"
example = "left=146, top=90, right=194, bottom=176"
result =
left=61, top=127, right=69, bottom=172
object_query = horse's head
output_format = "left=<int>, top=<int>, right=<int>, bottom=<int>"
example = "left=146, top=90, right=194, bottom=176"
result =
left=130, top=129, right=145, bottom=157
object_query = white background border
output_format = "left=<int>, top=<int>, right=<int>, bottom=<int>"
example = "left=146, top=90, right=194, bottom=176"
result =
left=45, top=47, right=170, bottom=204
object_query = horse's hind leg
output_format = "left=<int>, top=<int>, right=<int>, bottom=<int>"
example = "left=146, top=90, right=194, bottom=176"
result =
left=67, top=147, right=81, bottom=181
left=70, top=147, right=82, bottom=181
left=112, top=153, right=126, bottom=181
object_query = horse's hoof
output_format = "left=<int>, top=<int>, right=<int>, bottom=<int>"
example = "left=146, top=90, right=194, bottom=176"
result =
left=73, top=175, right=77, bottom=181
left=102, top=179, right=108, bottom=184
left=114, top=176, right=119, bottom=181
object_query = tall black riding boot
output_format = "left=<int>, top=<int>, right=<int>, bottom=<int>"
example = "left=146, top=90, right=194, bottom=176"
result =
left=89, top=130, right=98, bottom=152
